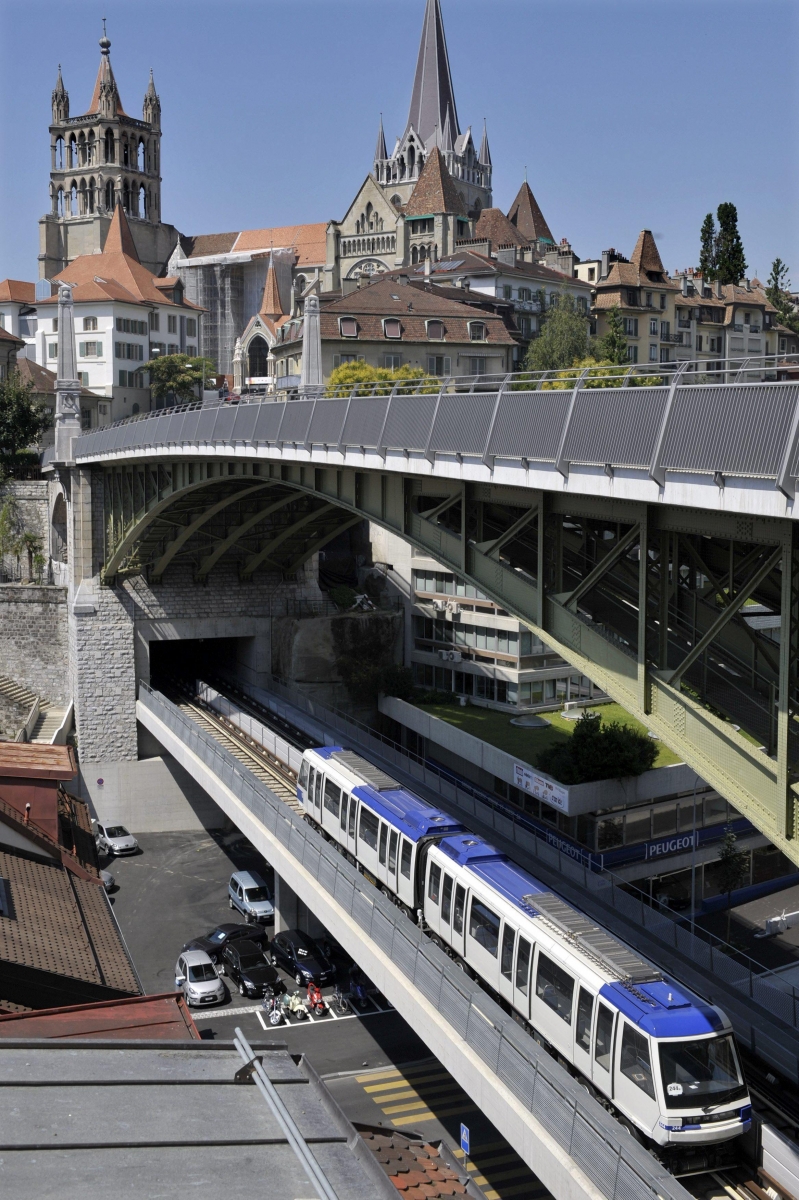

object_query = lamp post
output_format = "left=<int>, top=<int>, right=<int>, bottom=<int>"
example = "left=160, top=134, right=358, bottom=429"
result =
left=149, top=345, right=161, bottom=410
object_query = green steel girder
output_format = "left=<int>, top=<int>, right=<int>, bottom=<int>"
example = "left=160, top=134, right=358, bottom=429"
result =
left=98, top=459, right=799, bottom=863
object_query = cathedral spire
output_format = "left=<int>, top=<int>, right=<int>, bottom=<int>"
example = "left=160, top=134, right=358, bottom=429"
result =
left=85, top=22, right=125, bottom=116
left=478, top=119, right=491, bottom=167
left=259, top=254, right=284, bottom=323
left=406, top=0, right=459, bottom=145
left=441, top=108, right=453, bottom=153
left=374, top=113, right=387, bottom=162
left=143, top=68, right=161, bottom=129
left=52, top=64, right=69, bottom=121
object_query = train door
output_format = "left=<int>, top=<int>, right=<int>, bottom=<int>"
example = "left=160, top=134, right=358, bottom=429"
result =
left=298, top=759, right=309, bottom=806
left=306, top=766, right=316, bottom=818
left=339, top=791, right=349, bottom=853
left=398, top=836, right=414, bottom=908
left=346, top=794, right=358, bottom=858
left=450, top=880, right=467, bottom=959
left=465, top=892, right=501, bottom=991
left=377, top=821, right=390, bottom=887
left=531, top=948, right=576, bottom=1059
left=614, top=1020, right=659, bottom=1135
left=498, top=922, right=517, bottom=1004
left=425, top=858, right=442, bottom=936
left=322, top=778, right=340, bottom=842
left=573, top=987, right=595, bottom=1079
left=313, top=768, right=324, bottom=821
left=438, top=869, right=454, bottom=952
left=512, top=934, right=533, bottom=1022
left=385, top=828, right=399, bottom=897
left=591, top=1000, right=616, bottom=1098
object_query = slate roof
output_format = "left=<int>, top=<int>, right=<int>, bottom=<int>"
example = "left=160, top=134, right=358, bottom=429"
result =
left=406, top=0, right=460, bottom=144
left=507, top=181, right=554, bottom=243
left=404, top=148, right=466, bottom=216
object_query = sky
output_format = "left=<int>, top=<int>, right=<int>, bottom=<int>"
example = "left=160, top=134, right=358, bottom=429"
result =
left=0, top=0, right=797, bottom=285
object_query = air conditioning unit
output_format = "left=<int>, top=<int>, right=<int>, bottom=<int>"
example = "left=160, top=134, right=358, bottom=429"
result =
left=437, top=650, right=462, bottom=663
left=432, top=599, right=445, bottom=611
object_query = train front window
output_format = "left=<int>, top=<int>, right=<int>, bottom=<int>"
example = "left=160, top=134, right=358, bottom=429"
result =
left=659, top=1035, right=747, bottom=1109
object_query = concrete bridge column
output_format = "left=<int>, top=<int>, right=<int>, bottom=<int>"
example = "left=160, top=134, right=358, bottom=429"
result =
left=274, top=871, right=325, bottom=939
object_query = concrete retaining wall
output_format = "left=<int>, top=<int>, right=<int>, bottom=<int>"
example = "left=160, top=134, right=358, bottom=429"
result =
left=77, top=749, right=226, bottom=833
left=0, top=584, right=70, bottom=704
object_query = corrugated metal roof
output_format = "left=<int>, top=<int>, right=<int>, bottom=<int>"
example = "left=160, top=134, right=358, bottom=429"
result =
left=0, top=992, right=199, bottom=1040
left=0, top=744, right=76, bottom=780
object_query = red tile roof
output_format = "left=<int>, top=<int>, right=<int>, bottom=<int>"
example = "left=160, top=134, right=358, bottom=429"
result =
left=0, top=992, right=199, bottom=1039
left=404, top=148, right=466, bottom=216
left=0, top=279, right=36, bottom=303
left=507, top=181, right=554, bottom=243
left=0, top=743, right=76, bottom=781
left=473, top=207, right=528, bottom=248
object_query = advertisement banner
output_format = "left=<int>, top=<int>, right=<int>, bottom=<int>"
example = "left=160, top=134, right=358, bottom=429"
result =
left=513, top=763, right=569, bottom=812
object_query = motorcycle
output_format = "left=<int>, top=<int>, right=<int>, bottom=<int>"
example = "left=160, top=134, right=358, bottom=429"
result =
left=349, top=976, right=369, bottom=1010
left=263, top=994, right=284, bottom=1027
left=280, top=989, right=308, bottom=1021
left=305, top=980, right=327, bottom=1015
left=329, top=984, right=349, bottom=1016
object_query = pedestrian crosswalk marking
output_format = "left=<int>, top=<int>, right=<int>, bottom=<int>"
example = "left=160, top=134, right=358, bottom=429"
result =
left=364, top=1070, right=450, bottom=1093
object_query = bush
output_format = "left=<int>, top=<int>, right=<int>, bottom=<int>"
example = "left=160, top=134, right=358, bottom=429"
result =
left=329, top=585, right=357, bottom=609
left=379, top=664, right=415, bottom=701
left=537, top=710, right=657, bottom=784
left=326, top=362, right=437, bottom=396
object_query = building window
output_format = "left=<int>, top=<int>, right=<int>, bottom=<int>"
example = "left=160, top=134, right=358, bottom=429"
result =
left=47, top=343, right=58, bottom=359
left=332, top=353, right=363, bottom=368
left=426, top=320, right=445, bottom=340
left=427, top=355, right=451, bottom=376
left=186, top=318, right=197, bottom=337
left=587, top=267, right=595, bottom=281
left=660, top=347, right=670, bottom=363
left=696, top=334, right=703, bottom=352
left=119, top=369, right=144, bottom=387
left=709, top=335, right=722, bottom=353
left=626, top=290, right=638, bottom=306
left=383, top=318, right=401, bottom=338
left=627, top=344, right=638, bottom=363
left=53, top=319, right=59, bottom=332
left=660, top=321, right=670, bottom=339
left=518, top=316, right=531, bottom=337
left=167, top=314, right=177, bottom=334
left=518, top=287, right=532, bottom=302
left=502, top=285, right=512, bottom=300
left=167, top=343, right=179, bottom=355
left=645, top=292, right=653, bottom=307
left=79, top=341, right=103, bottom=357
left=78, top=371, right=89, bottom=385
left=115, top=342, right=144, bottom=360
left=83, top=316, right=97, bottom=332
left=622, top=317, right=638, bottom=336
left=115, top=318, right=148, bottom=335
left=339, top=317, right=358, bottom=338
left=0, top=314, right=5, bottom=329
left=383, top=353, right=401, bottom=369
left=149, top=311, right=160, bottom=331
left=469, top=321, right=486, bottom=341
left=660, top=294, right=666, bottom=309
left=186, top=345, right=196, bottom=356
left=468, top=356, right=487, bottom=375
left=649, top=318, right=658, bottom=336
left=649, top=344, right=658, bottom=362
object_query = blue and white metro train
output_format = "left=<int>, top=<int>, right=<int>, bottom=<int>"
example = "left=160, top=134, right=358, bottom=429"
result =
left=298, top=746, right=751, bottom=1150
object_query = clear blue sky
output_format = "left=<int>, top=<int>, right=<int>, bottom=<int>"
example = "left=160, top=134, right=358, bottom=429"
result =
left=1, top=0, right=797, bottom=285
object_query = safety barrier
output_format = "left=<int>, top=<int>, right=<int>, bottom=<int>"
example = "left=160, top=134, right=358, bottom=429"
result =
left=138, top=681, right=690, bottom=1200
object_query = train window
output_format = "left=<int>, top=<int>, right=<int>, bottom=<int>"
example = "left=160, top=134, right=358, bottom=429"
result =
left=576, top=988, right=593, bottom=1052
left=441, top=873, right=453, bottom=922
left=388, top=830, right=398, bottom=872
left=379, top=823, right=388, bottom=865
left=308, top=767, right=315, bottom=801
left=620, top=1023, right=655, bottom=1099
left=314, top=772, right=323, bottom=809
left=536, top=953, right=574, bottom=1024
left=324, top=779, right=341, bottom=818
left=453, top=884, right=465, bottom=935
left=515, top=937, right=531, bottom=994
left=348, top=798, right=357, bottom=837
left=340, top=793, right=348, bottom=831
left=428, top=862, right=441, bottom=904
left=594, top=1003, right=614, bottom=1070
left=299, top=761, right=309, bottom=790
left=500, top=926, right=516, bottom=981
left=400, top=838, right=412, bottom=878
left=359, top=807, right=379, bottom=850
left=468, top=897, right=500, bottom=957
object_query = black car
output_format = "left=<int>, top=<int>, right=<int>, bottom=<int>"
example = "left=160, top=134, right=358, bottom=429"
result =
left=270, top=929, right=336, bottom=986
left=221, top=940, right=282, bottom=998
left=182, top=923, right=270, bottom=964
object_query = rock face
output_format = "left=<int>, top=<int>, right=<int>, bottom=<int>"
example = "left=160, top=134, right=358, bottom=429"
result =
left=271, top=609, right=403, bottom=718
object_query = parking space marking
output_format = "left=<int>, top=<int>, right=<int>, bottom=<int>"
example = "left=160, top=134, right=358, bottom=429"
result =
left=192, top=1003, right=265, bottom=1021
left=256, top=1008, right=268, bottom=1031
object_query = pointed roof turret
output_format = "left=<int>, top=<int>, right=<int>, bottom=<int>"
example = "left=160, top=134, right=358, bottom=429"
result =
left=104, top=201, right=140, bottom=261
left=406, top=0, right=459, bottom=146
left=441, top=108, right=453, bottom=153
left=478, top=120, right=491, bottom=167
left=404, top=147, right=466, bottom=216
left=259, top=254, right=284, bottom=323
left=52, top=64, right=69, bottom=121
left=85, top=22, right=126, bottom=116
left=374, top=114, right=387, bottom=162
left=143, top=68, right=161, bottom=128
left=630, top=229, right=666, bottom=277
left=507, top=181, right=554, bottom=244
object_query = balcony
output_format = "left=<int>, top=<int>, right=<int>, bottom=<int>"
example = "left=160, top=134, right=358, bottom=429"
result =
left=749, top=324, right=761, bottom=333
left=733, top=323, right=744, bottom=332
left=661, top=332, right=685, bottom=344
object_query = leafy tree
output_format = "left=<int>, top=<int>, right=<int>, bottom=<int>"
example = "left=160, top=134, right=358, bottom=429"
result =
left=379, top=664, right=415, bottom=701
left=0, top=372, right=51, bottom=467
left=325, top=362, right=433, bottom=396
left=541, top=356, right=662, bottom=390
left=0, top=495, right=21, bottom=564
left=537, top=710, right=657, bottom=785
left=766, top=258, right=799, bottom=335
left=714, top=202, right=747, bottom=285
left=715, top=825, right=749, bottom=942
left=699, top=212, right=717, bottom=280
left=523, top=292, right=589, bottom=372
left=143, top=354, right=216, bottom=404
left=596, top=306, right=629, bottom=365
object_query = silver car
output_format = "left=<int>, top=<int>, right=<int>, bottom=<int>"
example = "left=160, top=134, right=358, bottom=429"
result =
left=228, top=870, right=274, bottom=923
left=95, top=822, right=139, bottom=856
left=174, top=950, right=225, bottom=1008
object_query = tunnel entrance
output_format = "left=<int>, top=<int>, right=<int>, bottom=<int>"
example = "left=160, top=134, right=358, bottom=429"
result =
left=149, top=636, right=252, bottom=690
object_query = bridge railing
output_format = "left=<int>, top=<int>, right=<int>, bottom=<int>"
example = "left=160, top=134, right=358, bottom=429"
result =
left=137, top=681, right=690, bottom=1200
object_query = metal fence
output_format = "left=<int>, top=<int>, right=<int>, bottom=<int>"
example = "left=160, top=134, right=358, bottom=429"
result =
left=241, top=675, right=799, bottom=1084
left=138, top=681, right=690, bottom=1200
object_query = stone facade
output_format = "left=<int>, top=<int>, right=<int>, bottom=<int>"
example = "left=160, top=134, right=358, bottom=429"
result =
left=0, top=481, right=51, bottom=582
left=0, top=584, right=69, bottom=704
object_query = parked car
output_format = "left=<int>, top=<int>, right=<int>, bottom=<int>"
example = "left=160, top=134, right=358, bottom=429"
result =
left=94, top=822, right=139, bottom=857
left=228, top=871, right=274, bottom=923
left=174, top=950, right=225, bottom=1008
left=269, top=929, right=336, bottom=986
left=100, top=869, right=115, bottom=892
left=221, top=939, right=282, bottom=998
left=182, top=923, right=270, bottom=964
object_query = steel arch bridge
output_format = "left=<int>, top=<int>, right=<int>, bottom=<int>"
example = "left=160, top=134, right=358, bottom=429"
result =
left=72, top=372, right=799, bottom=865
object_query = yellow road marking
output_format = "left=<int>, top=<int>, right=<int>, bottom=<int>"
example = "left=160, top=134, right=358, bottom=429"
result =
left=474, top=1167, right=537, bottom=1185
left=375, top=1083, right=461, bottom=1104
left=382, top=1098, right=435, bottom=1115
left=365, top=1070, right=450, bottom=1093
left=452, top=1140, right=508, bottom=1157
left=391, top=1101, right=480, bottom=1124
left=355, top=1061, right=436, bottom=1084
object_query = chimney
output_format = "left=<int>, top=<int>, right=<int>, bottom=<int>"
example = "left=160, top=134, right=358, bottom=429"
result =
left=497, top=247, right=517, bottom=267
left=601, top=250, right=610, bottom=280
left=714, top=279, right=723, bottom=299
left=681, top=275, right=688, bottom=297
left=424, top=255, right=432, bottom=278
left=744, top=278, right=751, bottom=291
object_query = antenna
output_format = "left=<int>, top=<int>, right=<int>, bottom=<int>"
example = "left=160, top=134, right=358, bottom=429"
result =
left=102, top=16, right=107, bottom=35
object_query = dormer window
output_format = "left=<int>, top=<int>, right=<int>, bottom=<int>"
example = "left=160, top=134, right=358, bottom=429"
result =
left=469, top=321, right=486, bottom=342
left=383, top=318, right=402, bottom=339
left=339, top=317, right=358, bottom=338
left=426, top=320, right=445, bottom=341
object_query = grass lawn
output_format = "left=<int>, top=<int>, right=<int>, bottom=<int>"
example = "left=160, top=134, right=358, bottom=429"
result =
left=414, top=700, right=682, bottom=770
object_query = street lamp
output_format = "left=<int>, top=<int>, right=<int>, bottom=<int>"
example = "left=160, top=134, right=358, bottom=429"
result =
left=149, top=345, right=161, bottom=410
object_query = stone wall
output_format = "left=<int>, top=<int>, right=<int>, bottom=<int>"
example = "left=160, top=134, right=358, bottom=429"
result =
left=0, top=480, right=51, bottom=582
left=0, top=584, right=69, bottom=704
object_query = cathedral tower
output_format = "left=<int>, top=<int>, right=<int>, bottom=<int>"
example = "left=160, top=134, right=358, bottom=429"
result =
left=39, top=25, right=178, bottom=279
left=373, top=0, right=492, bottom=217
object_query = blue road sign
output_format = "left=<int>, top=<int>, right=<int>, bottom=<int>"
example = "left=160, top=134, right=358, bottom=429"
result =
left=460, top=1123, right=470, bottom=1156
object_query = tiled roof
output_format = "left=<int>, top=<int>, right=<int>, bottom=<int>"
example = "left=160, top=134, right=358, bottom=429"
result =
left=0, top=742, right=76, bottom=780
left=236, top=223, right=327, bottom=265
left=0, top=279, right=35, bottom=303
left=630, top=229, right=665, bottom=275
left=85, top=49, right=126, bottom=116
left=260, top=257, right=284, bottom=321
left=181, top=232, right=239, bottom=258
left=360, top=1131, right=467, bottom=1198
left=404, top=148, right=466, bottom=216
left=0, top=327, right=24, bottom=346
left=507, top=181, right=554, bottom=243
left=473, top=207, right=528, bottom=248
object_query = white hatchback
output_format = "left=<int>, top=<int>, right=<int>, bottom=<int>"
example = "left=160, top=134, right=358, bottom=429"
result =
left=174, top=950, right=225, bottom=1007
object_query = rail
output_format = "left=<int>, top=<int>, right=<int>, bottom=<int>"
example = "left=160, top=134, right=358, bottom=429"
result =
left=137, top=680, right=690, bottom=1200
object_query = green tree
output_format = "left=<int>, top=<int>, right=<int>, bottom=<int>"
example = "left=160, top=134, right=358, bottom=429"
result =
left=699, top=212, right=717, bottom=280
left=0, top=372, right=51, bottom=468
left=143, top=354, right=216, bottom=404
left=523, top=292, right=589, bottom=372
left=540, top=356, right=662, bottom=390
left=714, top=202, right=747, bottom=285
left=715, top=825, right=749, bottom=943
left=596, top=306, right=629, bottom=365
left=325, top=362, right=433, bottom=396
left=537, top=710, right=657, bottom=785
left=766, top=258, right=799, bottom=335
